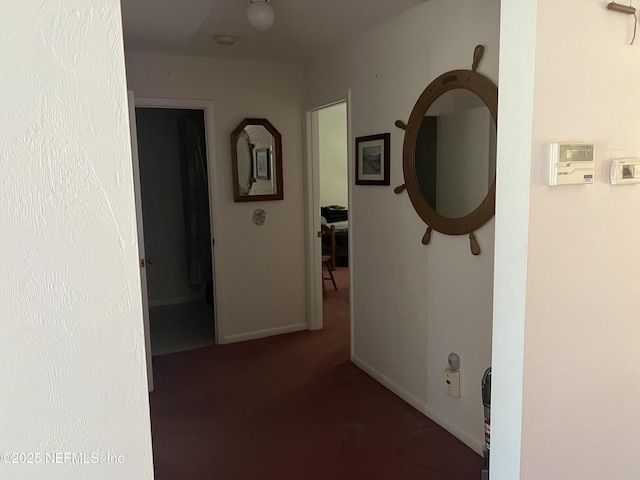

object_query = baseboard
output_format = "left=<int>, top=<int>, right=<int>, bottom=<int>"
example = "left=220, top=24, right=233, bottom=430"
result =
left=220, top=323, right=308, bottom=344
left=149, top=295, right=200, bottom=308
left=352, top=355, right=484, bottom=456
left=352, top=356, right=426, bottom=412
left=422, top=404, right=484, bottom=455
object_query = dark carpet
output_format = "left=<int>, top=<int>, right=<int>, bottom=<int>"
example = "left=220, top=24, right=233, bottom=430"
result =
left=149, top=267, right=481, bottom=479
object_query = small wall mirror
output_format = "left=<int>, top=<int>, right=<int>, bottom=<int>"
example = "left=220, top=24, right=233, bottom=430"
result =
left=231, top=118, right=283, bottom=202
left=396, top=45, right=497, bottom=254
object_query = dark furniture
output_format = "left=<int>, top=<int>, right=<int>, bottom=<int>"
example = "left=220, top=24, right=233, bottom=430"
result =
left=321, top=224, right=337, bottom=299
left=321, top=206, right=348, bottom=268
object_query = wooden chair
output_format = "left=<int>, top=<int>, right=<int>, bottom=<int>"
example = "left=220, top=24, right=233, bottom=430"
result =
left=321, top=224, right=337, bottom=299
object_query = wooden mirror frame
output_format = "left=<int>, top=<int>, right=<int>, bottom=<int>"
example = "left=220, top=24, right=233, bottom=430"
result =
left=397, top=46, right=497, bottom=252
left=230, top=118, right=284, bottom=202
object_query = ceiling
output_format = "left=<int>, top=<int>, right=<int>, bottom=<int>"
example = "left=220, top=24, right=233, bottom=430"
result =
left=120, top=0, right=426, bottom=64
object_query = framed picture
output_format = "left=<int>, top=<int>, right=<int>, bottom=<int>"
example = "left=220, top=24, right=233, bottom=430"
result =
left=355, top=133, right=390, bottom=185
left=255, top=148, right=271, bottom=180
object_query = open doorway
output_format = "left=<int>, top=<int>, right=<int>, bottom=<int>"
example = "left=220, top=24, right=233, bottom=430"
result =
left=134, top=107, right=215, bottom=355
left=318, top=102, right=349, bottom=299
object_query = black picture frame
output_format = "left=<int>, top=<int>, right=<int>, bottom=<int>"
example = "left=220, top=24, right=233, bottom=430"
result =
left=355, top=133, right=390, bottom=185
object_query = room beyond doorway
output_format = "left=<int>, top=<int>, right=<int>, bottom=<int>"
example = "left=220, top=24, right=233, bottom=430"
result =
left=317, top=102, right=349, bottom=309
left=135, top=107, right=216, bottom=355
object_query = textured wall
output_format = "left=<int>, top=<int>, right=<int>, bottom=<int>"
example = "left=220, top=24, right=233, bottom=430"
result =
left=0, top=1, right=154, bottom=479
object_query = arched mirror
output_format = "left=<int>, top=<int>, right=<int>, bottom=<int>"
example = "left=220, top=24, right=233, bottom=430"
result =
left=396, top=45, right=497, bottom=255
left=231, top=118, right=283, bottom=202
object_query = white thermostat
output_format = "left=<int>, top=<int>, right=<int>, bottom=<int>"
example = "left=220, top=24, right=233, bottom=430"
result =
left=610, top=158, right=640, bottom=185
left=549, top=143, right=595, bottom=186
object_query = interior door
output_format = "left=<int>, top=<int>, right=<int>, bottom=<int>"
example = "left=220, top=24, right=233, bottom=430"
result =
left=127, top=90, right=154, bottom=392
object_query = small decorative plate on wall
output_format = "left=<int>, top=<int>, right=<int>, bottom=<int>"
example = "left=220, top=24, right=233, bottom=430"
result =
left=252, top=208, right=266, bottom=226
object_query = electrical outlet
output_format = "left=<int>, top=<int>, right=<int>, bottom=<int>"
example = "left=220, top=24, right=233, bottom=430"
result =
left=444, top=368, right=460, bottom=397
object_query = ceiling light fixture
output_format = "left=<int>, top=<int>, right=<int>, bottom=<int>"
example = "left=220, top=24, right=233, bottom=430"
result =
left=215, top=34, right=236, bottom=46
left=246, top=0, right=274, bottom=30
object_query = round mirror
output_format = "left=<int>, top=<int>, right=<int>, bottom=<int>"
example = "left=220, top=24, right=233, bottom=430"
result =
left=415, top=89, right=496, bottom=219
left=402, top=66, right=497, bottom=236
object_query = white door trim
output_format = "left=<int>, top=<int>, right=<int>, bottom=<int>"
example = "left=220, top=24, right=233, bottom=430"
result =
left=132, top=96, right=221, bottom=342
left=128, top=91, right=153, bottom=392
left=303, top=108, right=323, bottom=330
left=345, top=90, right=354, bottom=358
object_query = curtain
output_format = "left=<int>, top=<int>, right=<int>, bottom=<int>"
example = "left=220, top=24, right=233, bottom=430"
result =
left=178, top=114, right=212, bottom=291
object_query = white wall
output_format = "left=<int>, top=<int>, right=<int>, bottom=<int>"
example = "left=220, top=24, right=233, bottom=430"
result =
left=126, top=53, right=307, bottom=343
left=319, top=103, right=348, bottom=207
left=0, top=1, right=154, bottom=478
left=305, top=0, right=500, bottom=452
left=494, top=0, right=640, bottom=478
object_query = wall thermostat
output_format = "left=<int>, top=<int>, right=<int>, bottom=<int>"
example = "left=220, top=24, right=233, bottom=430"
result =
left=549, top=143, right=595, bottom=186
left=610, top=158, right=640, bottom=185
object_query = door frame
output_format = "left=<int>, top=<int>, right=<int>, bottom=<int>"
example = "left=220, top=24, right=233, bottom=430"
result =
left=133, top=96, right=221, bottom=343
left=303, top=91, right=354, bottom=353
left=128, top=91, right=154, bottom=392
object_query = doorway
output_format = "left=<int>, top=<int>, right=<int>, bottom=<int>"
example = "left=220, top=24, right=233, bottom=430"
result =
left=134, top=106, right=216, bottom=356
left=306, top=99, right=351, bottom=333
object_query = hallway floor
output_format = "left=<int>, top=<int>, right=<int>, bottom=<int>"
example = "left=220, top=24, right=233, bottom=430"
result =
left=149, top=268, right=481, bottom=479
left=150, top=300, right=215, bottom=356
